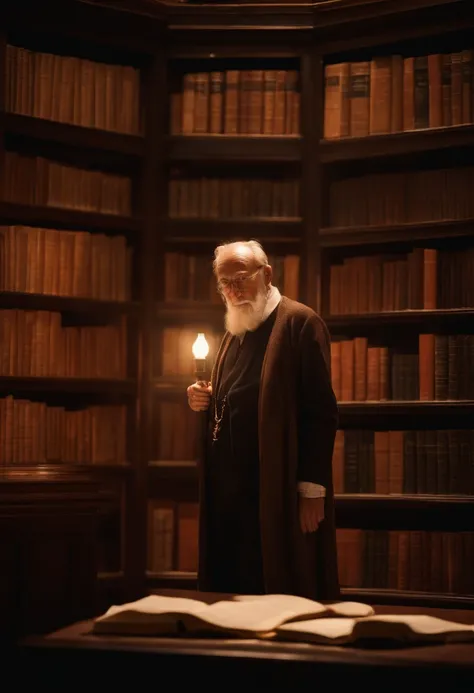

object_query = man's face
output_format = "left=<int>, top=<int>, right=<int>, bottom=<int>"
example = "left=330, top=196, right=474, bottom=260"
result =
left=216, top=248, right=266, bottom=306
left=215, top=246, right=272, bottom=336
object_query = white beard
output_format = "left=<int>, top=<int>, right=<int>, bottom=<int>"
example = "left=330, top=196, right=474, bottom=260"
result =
left=224, top=287, right=269, bottom=337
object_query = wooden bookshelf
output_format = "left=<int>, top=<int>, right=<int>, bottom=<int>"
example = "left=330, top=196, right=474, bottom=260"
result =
left=0, top=3, right=149, bottom=632
left=3, top=0, right=474, bottom=626
left=147, top=0, right=474, bottom=607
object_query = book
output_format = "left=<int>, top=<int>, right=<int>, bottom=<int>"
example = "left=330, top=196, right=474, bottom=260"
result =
left=91, top=593, right=375, bottom=637
left=274, top=614, right=474, bottom=645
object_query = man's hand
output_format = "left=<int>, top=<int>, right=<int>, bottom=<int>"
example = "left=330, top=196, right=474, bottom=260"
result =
left=299, top=496, right=325, bottom=534
left=187, top=382, right=212, bottom=412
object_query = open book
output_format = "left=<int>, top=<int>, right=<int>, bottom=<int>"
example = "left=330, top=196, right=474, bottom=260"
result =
left=274, top=613, right=474, bottom=645
left=92, top=593, right=375, bottom=637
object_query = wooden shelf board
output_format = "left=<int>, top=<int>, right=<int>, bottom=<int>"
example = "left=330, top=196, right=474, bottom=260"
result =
left=3, top=462, right=132, bottom=473
left=0, top=291, right=139, bottom=316
left=149, top=460, right=197, bottom=468
left=319, top=218, right=474, bottom=247
left=0, top=201, right=141, bottom=235
left=153, top=375, right=193, bottom=396
left=0, top=376, right=136, bottom=396
left=97, top=571, right=125, bottom=581
left=320, top=124, right=474, bottom=164
left=156, top=301, right=225, bottom=326
left=341, top=588, right=474, bottom=609
left=324, top=309, right=474, bottom=331
left=4, top=112, right=145, bottom=158
left=336, top=493, right=474, bottom=508
left=147, top=571, right=198, bottom=589
left=149, top=460, right=198, bottom=482
left=168, top=134, right=302, bottom=162
left=338, top=400, right=474, bottom=413
left=164, top=217, right=302, bottom=243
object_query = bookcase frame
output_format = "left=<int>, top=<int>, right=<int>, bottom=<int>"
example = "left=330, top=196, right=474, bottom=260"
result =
left=2, top=0, right=474, bottom=611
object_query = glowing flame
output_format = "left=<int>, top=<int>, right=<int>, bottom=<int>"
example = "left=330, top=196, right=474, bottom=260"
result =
left=192, top=333, right=209, bottom=359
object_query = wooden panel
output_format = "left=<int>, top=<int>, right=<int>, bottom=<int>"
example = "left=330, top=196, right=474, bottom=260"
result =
left=0, top=470, right=103, bottom=644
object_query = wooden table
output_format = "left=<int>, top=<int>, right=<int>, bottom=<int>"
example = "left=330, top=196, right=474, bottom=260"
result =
left=10, top=589, right=474, bottom=690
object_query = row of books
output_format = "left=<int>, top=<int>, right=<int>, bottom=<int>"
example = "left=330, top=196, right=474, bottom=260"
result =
left=333, top=428, right=474, bottom=496
left=0, top=225, right=132, bottom=301
left=337, top=528, right=474, bottom=594
left=7, top=43, right=474, bottom=144
left=168, top=177, right=300, bottom=220
left=163, top=252, right=300, bottom=304
left=0, top=396, right=127, bottom=465
left=328, top=248, right=437, bottom=315
left=5, top=152, right=132, bottom=216
left=329, top=167, right=474, bottom=228
left=6, top=44, right=141, bottom=134
left=328, top=247, right=474, bottom=314
left=148, top=500, right=198, bottom=573
left=331, top=334, right=474, bottom=402
left=170, top=70, right=300, bottom=136
left=0, top=310, right=127, bottom=378
left=324, top=51, right=473, bottom=139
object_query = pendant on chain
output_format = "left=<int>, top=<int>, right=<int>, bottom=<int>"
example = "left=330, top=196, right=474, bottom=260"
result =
left=212, top=395, right=226, bottom=443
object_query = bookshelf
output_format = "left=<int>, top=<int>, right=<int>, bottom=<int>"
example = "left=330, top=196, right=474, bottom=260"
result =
left=147, top=0, right=474, bottom=609
left=0, top=0, right=160, bottom=615
left=3, top=0, right=474, bottom=618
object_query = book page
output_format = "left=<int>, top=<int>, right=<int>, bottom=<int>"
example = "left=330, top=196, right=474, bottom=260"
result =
left=233, top=594, right=374, bottom=618
left=186, top=598, right=325, bottom=634
left=187, top=595, right=372, bottom=635
left=354, top=614, right=474, bottom=641
left=326, top=601, right=375, bottom=617
left=277, top=614, right=474, bottom=645
left=93, top=595, right=209, bottom=631
left=277, top=617, right=356, bottom=643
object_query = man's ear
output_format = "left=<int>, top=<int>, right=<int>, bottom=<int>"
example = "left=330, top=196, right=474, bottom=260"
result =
left=264, top=264, right=272, bottom=285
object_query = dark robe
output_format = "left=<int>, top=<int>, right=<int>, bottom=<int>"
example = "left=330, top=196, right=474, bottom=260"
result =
left=197, top=296, right=340, bottom=600
left=203, top=306, right=277, bottom=594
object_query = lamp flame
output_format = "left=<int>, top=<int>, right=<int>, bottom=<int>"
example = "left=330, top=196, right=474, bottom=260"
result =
left=192, top=333, right=209, bottom=360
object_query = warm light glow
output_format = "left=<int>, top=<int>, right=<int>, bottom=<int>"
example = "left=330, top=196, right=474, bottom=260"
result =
left=192, top=333, right=209, bottom=359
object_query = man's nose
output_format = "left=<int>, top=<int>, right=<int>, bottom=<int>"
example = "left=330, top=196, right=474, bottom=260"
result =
left=228, top=284, right=243, bottom=299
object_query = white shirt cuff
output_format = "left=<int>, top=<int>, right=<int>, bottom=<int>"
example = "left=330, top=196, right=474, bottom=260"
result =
left=298, top=482, right=326, bottom=498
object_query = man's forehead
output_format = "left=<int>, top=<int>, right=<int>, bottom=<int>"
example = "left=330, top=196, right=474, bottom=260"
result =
left=217, top=255, right=255, bottom=276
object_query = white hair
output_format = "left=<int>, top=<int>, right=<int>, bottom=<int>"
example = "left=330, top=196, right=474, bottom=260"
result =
left=212, top=239, right=269, bottom=274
